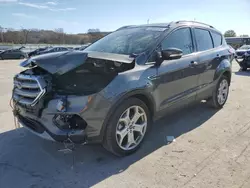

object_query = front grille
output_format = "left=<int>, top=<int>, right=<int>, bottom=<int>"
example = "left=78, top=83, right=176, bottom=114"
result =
left=13, top=74, right=46, bottom=106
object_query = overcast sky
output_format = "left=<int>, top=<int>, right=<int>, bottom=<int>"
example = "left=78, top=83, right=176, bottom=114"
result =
left=0, top=0, right=249, bottom=35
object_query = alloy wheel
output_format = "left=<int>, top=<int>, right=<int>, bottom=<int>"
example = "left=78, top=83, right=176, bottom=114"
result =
left=116, top=105, right=147, bottom=150
left=217, top=79, right=229, bottom=105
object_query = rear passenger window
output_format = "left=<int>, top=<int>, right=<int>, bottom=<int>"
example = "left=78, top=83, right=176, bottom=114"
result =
left=194, top=28, right=213, bottom=51
left=211, top=32, right=222, bottom=47
left=161, top=28, right=193, bottom=55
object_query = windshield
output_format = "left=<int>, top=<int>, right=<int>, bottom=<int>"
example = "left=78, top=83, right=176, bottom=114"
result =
left=84, top=27, right=165, bottom=55
left=239, top=45, right=250, bottom=50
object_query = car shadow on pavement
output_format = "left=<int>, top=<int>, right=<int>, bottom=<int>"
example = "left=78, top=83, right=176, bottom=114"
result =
left=0, top=102, right=219, bottom=188
left=234, top=70, right=250, bottom=76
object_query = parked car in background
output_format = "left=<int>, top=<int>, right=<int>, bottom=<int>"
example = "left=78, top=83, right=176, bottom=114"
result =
left=73, top=47, right=81, bottom=50
left=13, top=21, right=232, bottom=156
left=39, top=47, right=69, bottom=55
left=0, top=47, right=27, bottom=60
left=235, top=45, right=250, bottom=58
left=235, top=45, right=250, bottom=71
left=28, top=47, right=52, bottom=57
left=73, top=44, right=91, bottom=51
left=79, top=45, right=89, bottom=51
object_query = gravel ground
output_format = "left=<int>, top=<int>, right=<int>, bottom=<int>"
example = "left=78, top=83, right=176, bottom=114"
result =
left=0, top=60, right=250, bottom=188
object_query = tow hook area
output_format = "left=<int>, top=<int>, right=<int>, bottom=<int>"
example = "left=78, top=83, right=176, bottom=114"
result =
left=58, top=138, right=87, bottom=169
left=68, top=129, right=87, bottom=144
left=58, top=130, right=88, bottom=154
left=53, top=114, right=88, bottom=145
left=58, top=137, right=87, bottom=154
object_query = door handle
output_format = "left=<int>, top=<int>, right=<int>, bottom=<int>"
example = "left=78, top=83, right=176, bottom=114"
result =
left=190, top=61, right=198, bottom=67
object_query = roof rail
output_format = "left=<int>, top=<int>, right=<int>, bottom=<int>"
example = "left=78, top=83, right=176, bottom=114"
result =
left=116, top=25, right=134, bottom=31
left=176, top=20, right=214, bottom=28
left=167, top=21, right=174, bottom=27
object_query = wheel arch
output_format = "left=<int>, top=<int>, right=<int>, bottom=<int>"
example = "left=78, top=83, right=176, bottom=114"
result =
left=213, top=59, right=232, bottom=85
left=99, top=90, right=156, bottom=142
left=222, top=71, right=231, bottom=85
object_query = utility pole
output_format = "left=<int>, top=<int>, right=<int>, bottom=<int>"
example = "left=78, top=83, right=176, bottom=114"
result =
left=147, top=19, right=150, bottom=24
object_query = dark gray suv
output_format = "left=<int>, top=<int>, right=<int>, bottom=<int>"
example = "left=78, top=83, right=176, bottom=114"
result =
left=12, top=21, right=232, bottom=156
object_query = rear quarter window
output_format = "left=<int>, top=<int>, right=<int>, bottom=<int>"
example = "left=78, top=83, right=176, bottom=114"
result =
left=211, top=32, right=222, bottom=47
left=194, top=28, right=213, bottom=51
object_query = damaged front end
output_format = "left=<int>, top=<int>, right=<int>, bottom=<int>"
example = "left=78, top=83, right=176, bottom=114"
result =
left=12, top=50, right=135, bottom=144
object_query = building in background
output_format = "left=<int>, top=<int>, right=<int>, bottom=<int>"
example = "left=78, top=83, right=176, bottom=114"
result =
left=226, top=37, right=250, bottom=49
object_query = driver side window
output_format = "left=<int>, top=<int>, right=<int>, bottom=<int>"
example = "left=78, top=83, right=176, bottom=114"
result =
left=161, top=28, right=193, bottom=55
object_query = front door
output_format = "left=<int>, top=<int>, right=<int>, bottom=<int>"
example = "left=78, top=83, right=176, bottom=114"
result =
left=156, top=27, right=200, bottom=112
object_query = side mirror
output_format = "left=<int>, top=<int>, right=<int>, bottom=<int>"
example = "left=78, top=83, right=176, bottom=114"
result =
left=161, top=48, right=183, bottom=60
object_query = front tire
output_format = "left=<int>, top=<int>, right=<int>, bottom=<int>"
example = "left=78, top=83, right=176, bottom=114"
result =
left=241, top=65, right=247, bottom=71
left=103, top=98, right=151, bottom=156
left=209, top=75, right=230, bottom=109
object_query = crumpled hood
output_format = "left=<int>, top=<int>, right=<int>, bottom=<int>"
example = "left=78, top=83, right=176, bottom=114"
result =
left=20, top=50, right=135, bottom=76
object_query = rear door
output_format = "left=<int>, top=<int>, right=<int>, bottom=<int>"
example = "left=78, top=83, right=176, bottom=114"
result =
left=193, top=28, right=223, bottom=99
left=156, top=27, right=200, bottom=112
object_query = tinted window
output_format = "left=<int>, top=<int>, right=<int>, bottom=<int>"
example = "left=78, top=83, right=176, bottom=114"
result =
left=161, top=28, right=193, bottom=55
left=211, top=32, right=222, bottom=47
left=194, top=28, right=213, bottom=51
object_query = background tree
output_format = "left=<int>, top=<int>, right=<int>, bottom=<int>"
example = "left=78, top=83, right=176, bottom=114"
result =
left=54, top=28, right=64, bottom=44
left=21, top=27, right=30, bottom=44
left=87, top=28, right=100, bottom=33
left=240, top=34, right=249, bottom=37
left=224, top=30, right=236, bottom=37
left=0, top=26, right=109, bottom=44
left=0, top=26, right=4, bottom=43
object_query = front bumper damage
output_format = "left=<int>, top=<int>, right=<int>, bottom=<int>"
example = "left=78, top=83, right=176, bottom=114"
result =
left=17, top=113, right=87, bottom=143
left=14, top=94, right=110, bottom=144
left=13, top=50, right=135, bottom=144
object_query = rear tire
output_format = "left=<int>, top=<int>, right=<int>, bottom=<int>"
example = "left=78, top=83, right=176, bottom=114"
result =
left=103, top=98, right=151, bottom=156
left=240, top=60, right=247, bottom=71
left=241, top=66, right=247, bottom=71
left=209, top=75, right=229, bottom=109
